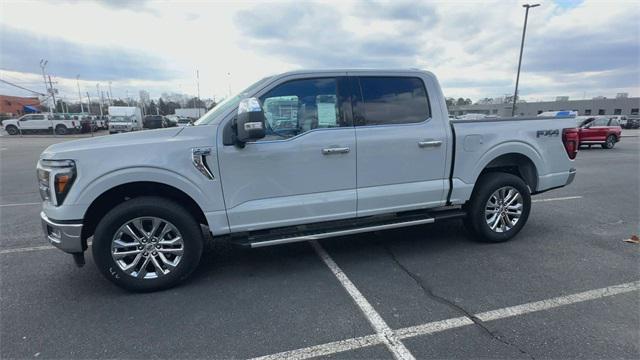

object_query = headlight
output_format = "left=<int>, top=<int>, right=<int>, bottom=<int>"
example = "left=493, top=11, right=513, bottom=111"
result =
left=37, top=159, right=76, bottom=206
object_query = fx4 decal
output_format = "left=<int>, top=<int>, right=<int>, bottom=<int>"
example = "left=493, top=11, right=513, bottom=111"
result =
left=536, top=129, right=560, bottom=137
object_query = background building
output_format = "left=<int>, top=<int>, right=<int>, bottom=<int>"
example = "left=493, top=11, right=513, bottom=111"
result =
left=449, top=95, right=640, bottom=117
left=0, top=95, right=42, bottom=116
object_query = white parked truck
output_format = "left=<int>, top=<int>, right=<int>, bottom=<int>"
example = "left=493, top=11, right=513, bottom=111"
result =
left=175, top=108, right=206, bottom=119
left=3, top=113, right=81, bottom=135
left=38, top=69, right=578, bottom=291
left=108, top=106, right=142, bottom=129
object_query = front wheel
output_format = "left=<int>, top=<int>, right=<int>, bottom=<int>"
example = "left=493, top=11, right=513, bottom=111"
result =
left=5, top=125, right=18, bottom=135
left=602, top=135, right=616, bottom=149
left=92, top=196, right=203, bottom=292
left=465, top=173, right=531, bottom=243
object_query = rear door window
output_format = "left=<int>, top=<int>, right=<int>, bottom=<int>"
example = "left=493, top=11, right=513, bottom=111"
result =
left=354, top=77, right=430, bottom=126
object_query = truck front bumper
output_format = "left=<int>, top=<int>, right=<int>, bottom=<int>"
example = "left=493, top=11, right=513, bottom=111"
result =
left=41, top=212, right=84, bottom=253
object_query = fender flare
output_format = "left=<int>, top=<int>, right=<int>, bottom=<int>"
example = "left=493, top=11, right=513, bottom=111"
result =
left=73, top=166, right=212, bottom=216
left=470, top=141, right=544, bottom=188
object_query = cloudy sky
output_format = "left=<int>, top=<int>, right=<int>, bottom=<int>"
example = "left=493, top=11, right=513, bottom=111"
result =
left=1, top=0, right=638, bottom=103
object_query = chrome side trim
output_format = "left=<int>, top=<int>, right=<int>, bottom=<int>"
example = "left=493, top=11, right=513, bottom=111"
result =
left=250, top=217, right=435, bottom=248
left=192, top=148, right=214, bottom=180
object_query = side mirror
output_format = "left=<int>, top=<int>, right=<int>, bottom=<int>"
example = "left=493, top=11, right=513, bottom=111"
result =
left=235, top=97, right=265, bottom=146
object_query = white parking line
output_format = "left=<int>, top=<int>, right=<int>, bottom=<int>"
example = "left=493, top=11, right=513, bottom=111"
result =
left=0, top=202, right=41, bottom=207
left=311, top=240, right=416, bottom=360
left=0, top=245, right=55, bottom=254
left=475, top=280, right=640, bottom=322
left=532, top=195, right=582, bottom=203
left=250, top=279, right=640, bottom=360
left=0, top=241, right=91, bottom=255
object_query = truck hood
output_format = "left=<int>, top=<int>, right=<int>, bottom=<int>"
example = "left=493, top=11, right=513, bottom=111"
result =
left=41, top=127, right=184, bottom=159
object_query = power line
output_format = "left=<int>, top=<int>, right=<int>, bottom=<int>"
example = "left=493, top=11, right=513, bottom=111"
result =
left=0, top=78, right=46, bottom=96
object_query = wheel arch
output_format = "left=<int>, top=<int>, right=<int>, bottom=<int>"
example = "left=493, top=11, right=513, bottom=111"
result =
left=81, top=181, right=208, bottom=241
left=478, top=153, right=539, bottom=193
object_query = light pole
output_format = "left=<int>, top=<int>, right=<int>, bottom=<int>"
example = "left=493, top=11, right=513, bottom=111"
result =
left=39, top=60, right=50, bottom=112
left=76, top=75, right=85, bottom=114
left=511, top=3, right=539, bottom=117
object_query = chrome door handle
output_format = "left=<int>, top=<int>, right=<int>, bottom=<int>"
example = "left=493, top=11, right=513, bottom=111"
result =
left=418, top=140, right=442, bottom=148
left=322, top=147, right=350, bottom=155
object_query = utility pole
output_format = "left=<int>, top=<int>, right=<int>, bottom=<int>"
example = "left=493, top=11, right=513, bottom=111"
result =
left=108, top=81, right=114, bottom=105
left=39, top=60, right=50, bottom=112
left=196, top=70, right=201, bottom=117
left=48, top=75, right=57, bottom=113
left=511, top=3, right=540, bottom=117
left=96, top=83, right=103, bottom=116
left=101, top=91, right=106, bottom=114
left=76, top=75, right=85, bottom=114
left=86, top=92, right=92, bottom=115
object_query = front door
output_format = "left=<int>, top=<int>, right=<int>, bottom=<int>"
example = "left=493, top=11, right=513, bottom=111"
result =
left=217, top=76, right=357, bottom=232
left=19, top=114, right=49, bottom=131
left=351, top=75, right=448, bottom=217
left=580, top=117, right=608, bottom=142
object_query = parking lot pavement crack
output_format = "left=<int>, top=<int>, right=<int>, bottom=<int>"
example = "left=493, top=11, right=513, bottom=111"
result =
left=382, top=245, right=536, bottom=360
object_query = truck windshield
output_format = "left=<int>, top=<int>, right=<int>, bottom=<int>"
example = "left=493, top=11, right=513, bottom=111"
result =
left=194, top=76, right=274, bottom=126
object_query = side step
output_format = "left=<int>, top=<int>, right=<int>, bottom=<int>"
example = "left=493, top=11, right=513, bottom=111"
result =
left=232, top=209, right=466, bottom=249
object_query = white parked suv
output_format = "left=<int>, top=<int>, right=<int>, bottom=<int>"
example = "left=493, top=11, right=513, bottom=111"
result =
left=38, top=69, right=578, bottom=291
left=3, top=113, right=81, bottom=135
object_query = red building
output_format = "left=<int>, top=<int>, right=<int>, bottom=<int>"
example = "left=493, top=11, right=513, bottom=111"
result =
left=0, top=95, right=42, bottom=116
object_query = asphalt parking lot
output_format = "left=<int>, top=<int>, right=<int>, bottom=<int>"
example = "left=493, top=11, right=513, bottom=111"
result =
left=1, top=133, right=638, bottom=359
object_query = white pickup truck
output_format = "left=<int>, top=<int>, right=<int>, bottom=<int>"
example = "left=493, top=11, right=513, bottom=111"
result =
left=38, top=69, right=578, bottom=291
left=3, top=113, right=81, bottom=135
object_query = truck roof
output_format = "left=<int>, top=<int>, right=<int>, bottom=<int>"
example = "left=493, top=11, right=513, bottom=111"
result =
left=273, top=68, right=434, bottom=77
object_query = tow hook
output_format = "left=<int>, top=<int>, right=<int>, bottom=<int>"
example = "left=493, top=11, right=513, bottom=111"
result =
left=72, top=253, right=85, bottom=267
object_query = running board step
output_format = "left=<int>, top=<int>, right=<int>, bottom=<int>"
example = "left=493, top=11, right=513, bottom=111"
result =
left=233, top=209, right=466, bottom=249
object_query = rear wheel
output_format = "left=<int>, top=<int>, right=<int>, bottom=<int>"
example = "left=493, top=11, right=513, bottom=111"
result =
left=92, top=196, right=203, bottom=292
left=465, top=173, right=531, bottom=243
left=5, top=125, right=18, bottom=135
left=602, top=135, right=616, bottom=149
left=55, top=125, right=68, bottom=135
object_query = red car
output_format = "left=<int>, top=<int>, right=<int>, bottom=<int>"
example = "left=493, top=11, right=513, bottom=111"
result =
left=577, top=116, right=622, bottom=149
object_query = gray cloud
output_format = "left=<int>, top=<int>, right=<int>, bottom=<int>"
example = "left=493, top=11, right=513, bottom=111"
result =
left=356, top=0, right=439, bottom=26
left=92, top=0, right=159, bottom=15
left=525, top=33, right=640, bottom=74
left=235, top=2, right=433, bottom=68
left=0, top=25, right=178, bottom=82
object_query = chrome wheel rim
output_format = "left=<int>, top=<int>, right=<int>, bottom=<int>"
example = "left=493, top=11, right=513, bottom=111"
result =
left=485, top=186, right=523, bottom=233
left=607, top=137, right=614, bottom=147
left=111, top=217, right=184, bottom=279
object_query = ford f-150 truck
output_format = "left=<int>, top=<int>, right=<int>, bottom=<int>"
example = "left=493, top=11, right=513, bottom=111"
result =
left=38, top=69, right=578, bottom=291
left=3, top=113, right=81, bottom=135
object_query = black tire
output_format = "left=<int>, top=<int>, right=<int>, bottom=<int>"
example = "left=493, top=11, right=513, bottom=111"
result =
left=55, top=125, right=68, bottom=135
left=92, top=196, right=203, bottom=292
left=602, top=135, right=616, bottom=149
left=464, top=172, right=531, bottom=243
left=5, top=125, right=18, bottom=135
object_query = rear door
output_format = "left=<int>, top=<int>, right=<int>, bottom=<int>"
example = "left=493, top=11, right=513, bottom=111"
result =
left=218, top=75, right=357, bottom=232
left=351, top=74, right=448, bottom=217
